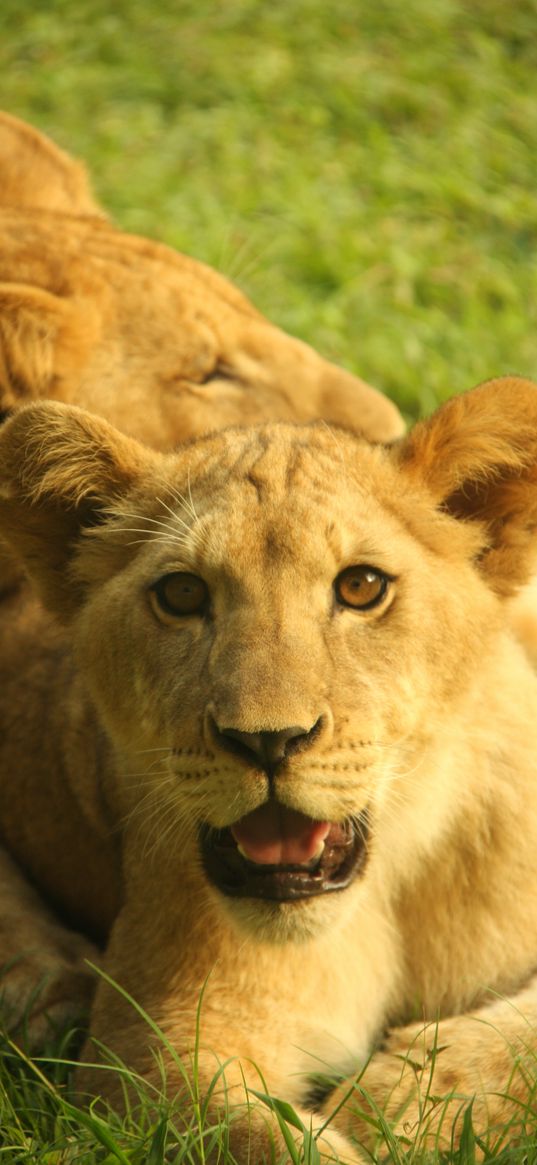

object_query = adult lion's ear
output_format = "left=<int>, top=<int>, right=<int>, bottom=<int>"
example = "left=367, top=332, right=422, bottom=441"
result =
left=395, top=376, right=537, bottom=596
left=0, top=110, right=105, bottom=216
left=0, top=284, right=101, bottom=411
left=0, top=402, right=153, bottom=617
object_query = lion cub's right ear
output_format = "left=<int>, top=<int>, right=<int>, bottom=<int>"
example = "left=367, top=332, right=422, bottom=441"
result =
left=0, top=402, right=155, bottom=618
left=395, top=376, right=537, bottom=595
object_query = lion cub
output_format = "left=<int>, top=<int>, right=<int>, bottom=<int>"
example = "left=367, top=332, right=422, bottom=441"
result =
left=1, top=376, right=537, bottom=1161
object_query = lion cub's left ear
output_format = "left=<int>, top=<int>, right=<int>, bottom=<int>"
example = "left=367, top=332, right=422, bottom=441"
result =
left=0, top=402, right=155, bottom=617
left=395, top=376, right=537, bottom=596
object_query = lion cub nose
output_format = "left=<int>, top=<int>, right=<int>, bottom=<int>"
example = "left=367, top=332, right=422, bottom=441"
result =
left=212, top=720, right=321, bottom=772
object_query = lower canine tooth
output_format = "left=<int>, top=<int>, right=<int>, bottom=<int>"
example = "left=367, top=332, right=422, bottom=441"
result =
left=237, top=844, right=250, bottom=860
left=305, top=843, right=326, bottom=871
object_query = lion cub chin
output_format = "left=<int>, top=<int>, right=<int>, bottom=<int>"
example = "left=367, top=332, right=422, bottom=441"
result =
left=2, top=376, right=537, bottom=1161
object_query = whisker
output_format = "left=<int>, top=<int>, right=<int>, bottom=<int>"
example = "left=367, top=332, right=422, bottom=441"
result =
left=155, top=497, right=198, bottom=539
left=162, top=478, right=198, bottom=522
left=120, top=531, right=193, bottom=554
left=134, top=746, right=173, bottom=756
left=116, top=509, right=205, bottom=551
left=122, top=513, right=187, bottom=535
left=186, top=472, right=197, bottom=522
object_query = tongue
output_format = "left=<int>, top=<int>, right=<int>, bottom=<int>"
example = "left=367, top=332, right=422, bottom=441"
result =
left=230, top=803, right=331, bottom=866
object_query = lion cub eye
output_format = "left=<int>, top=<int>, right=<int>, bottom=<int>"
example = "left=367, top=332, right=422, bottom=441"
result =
left=335, top=565, right=391, bottom=611
left=150, top=572, right=208, bottom=619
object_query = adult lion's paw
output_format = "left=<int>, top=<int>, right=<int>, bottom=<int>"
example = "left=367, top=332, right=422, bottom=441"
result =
left=1, top=937, right=98, bottom=1050
left=0, top=847, right=98, bottom=1049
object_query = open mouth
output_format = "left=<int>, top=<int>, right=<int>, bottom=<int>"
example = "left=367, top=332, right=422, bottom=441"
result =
left=199, top=801, right=369, bottom=901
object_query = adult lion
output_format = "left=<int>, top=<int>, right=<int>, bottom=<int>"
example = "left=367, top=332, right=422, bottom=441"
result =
left=1, top=377, right=537, bottom=1161
left=0, top=112, right=402, bottom=447
left=0, top=112, right=402, bottom=600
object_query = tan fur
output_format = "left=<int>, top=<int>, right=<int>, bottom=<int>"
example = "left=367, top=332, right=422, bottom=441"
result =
left=0, top=112, right=403, bottom=444
left=1, top=376, right=537, bottom=1160
left=0, top=111, right=104, bottom=216
left=0, top=112, right=403, bottom=599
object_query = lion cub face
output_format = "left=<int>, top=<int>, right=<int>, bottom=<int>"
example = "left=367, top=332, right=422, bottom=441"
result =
left=1, top=381, right=536, bottom=940
left=46, top=424, right=494, bottom=938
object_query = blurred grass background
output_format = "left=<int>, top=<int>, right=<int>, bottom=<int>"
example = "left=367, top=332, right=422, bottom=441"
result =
left=2, top=0, right=537, bottom=420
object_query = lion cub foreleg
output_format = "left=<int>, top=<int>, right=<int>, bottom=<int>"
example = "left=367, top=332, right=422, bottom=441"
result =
left=0, top=846, right=98, bottom=1047
left=77, top=891, right=366, bottom=1164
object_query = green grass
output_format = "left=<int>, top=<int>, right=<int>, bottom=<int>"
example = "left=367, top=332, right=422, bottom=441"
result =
left=2, top=0, right=537, bottom=420
left=2, top=1014, right=537, bottom=1164
left=2, top=0, right=537, bottom=1159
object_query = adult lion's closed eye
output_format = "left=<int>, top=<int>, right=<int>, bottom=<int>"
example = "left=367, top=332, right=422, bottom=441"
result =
left=0, top=111, right=403, bottom=450
left=2, top=378, right=537, bottom=1159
